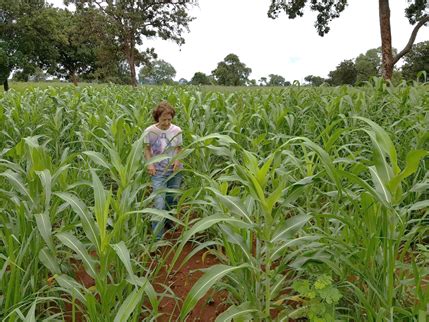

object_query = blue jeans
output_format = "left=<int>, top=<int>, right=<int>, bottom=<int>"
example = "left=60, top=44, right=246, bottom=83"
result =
left=151, top=170, right=182, bottom=239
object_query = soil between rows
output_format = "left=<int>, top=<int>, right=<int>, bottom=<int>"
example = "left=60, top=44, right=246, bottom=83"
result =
left=68, top=228, right=229, bottom=321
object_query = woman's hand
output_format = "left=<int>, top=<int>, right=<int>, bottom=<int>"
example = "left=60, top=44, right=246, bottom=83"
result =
left=173, top=160, right=181, bottom=172
left=147, top=164, right=156, bottom=176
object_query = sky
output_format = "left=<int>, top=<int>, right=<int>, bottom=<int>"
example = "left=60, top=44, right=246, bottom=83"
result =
left=49, top=0, right=429, bottom=83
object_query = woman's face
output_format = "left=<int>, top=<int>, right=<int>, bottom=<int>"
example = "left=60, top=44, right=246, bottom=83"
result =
left=158, top=111, right=172, bottom=130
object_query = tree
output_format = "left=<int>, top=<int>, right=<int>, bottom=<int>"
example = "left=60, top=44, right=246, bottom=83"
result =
left=12, top=67, right=50, bottom=82
left=0, top=46, right=10, bottom=90
left=401, top=41, right=429, bottom=80
left=304, top=75, right=326, bottom=86
left=34, top=8, right=99, bottom=85
left=267, top=74, right=286, bottom=86
left=354, top=48, right=381, bottom=83
left=0, top=0, right=58, bottom=90
left=139, top=59, right=176, bottom=85
left=258, top=77, right=268, bottom=86
left=6, top=6, right=100, bottom=86
left=190, top=72, right=211, bottom=85
left=212, top=53, right=252, bottom=86
left=328, top=59, right=357, bottom=86
left=268, top=0, right=429, bottom=80
left=178, top=78, right=188, bottom=85
left=65, top=0, right=195, bottom=87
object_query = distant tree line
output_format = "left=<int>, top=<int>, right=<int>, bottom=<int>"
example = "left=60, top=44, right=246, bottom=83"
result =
left=181, top=45, right=429, bottom=87
left=304, top=43, right=429, bottom=86
left=1, top=1, right=427, bottom=90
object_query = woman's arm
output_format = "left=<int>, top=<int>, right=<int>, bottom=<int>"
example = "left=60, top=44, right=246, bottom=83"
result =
left=144, top=145, right=156, bottom=176
left=173, top=146, right=182, bottom=172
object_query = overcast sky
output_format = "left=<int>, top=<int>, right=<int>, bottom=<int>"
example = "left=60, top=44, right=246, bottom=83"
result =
left=50, top=0, right=429, bottom=82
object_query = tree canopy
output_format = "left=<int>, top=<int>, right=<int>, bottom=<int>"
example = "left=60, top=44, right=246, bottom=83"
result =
left=402, top=41, right=429, bottom=80
left=304, top=75, right=326, bottom=86
left=328, top=59, right=357, bottom=86
left=43, top=8, right=99, bottom=85
left=0, top=0, right=59, bottom=90
left=65, top=0, right=195, bottom=86
left=355, top=48, right=381, bottom=84
left=212, top=53, right=252, bottom=86
left=190, top=72, right=211, bottom=85
left=139, top=59, right=176, bottom=85
left=267, top=74, right=287, bottom=86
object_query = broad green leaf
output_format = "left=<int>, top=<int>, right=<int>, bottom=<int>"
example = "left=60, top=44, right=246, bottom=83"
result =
left=283, top=186, right=306, bottom=205
left=365, top=130, right=393, bottom=187
left=111, top=241, right=134, bottom=282
left=83, top=151, right=111, bottom=169
left=301, top=139, right=341, bottom=195
left=125, top=134, right=144, bottom=179
left=182, top=215, right=249, bottom=247
left=409, top=200, right=429, bottom=211
left=215, top=302, right=258, bottom=322
left=292, top=175, right=315, bottom=186
left=207, top=187, right=252, bottom=224
left=0, top=256, right=10, bottom=282
left=55, top=192, right=100, bottom=250
left=1, top=170, right=34, bottom=203
left=271, top=236, right=319, bottom=260
left=266, top=182, right=285, bottom=215
left=279, top=136, right=341, bottom=195
left=91, top=170, right=109, bottom=249
left=34, top=212, right=54, bottom=251
left=23, top=135, right=43, bottom=149
left=56, top=232, right=97, bottom=278
left=170, top=215, right=249, bottom=269
left=51, top=164, right=71, bottom=184
left=388, top=150, right=428, bottom=192
left=418, top=310, right=427, bottom=322
left=108, top=147, right=125, bottom=182
left=256, top=154, right=274, bottom=189
left=146, top=153, right=170, bottom=166
left=38, top=247, right=61, bottom=275
left=180, top=264, right=249, bottom=320
left=355, top=116, right=399, bottom=174
left=271, top=213, right=312, bottom=243
left=369, top=166, right=391, bottom=204
left=114, top=287, right=145, bottom=322
left=219, top=225, right=252, bottom=262
left=188, top=133, right=237, bottom=147
left=55, top=274, right=87, bottom=304
left=242, top=150, right=259, bottom=175
left=24, top=300, right=37, bottom=322
left=132, top=276, right=159, bottom=315
left=337, top=169, right=390, bottom=208
left=36, top=169, right=52, bottom=210
left=126, top=208, right=183, bottom=226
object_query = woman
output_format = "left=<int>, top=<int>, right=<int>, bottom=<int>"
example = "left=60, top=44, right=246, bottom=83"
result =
left=143, top=101, right=183, bottom=239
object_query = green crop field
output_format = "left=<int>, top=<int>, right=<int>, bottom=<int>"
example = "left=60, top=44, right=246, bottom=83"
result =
left=0, top=79, right=428, bottom=321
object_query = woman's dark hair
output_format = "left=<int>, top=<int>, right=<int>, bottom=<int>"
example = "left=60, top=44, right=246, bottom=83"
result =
left=152, top=101, right=176, bottom=122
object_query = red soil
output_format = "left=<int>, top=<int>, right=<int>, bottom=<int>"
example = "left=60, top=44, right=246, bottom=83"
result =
left=65, top=230, right=228, bottom=321
left=151, top=230, right=229, bottom=321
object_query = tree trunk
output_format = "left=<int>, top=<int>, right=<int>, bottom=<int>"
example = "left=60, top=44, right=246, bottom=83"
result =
left=3, top=79, right=9, bottom=91
left=379, top=0, right=394, bottom=80
left=129, top=43, right=137, bottom=87
left=125, top=35, right=137, bottom=87
left=70, top=71, right=78, bottom=86
left=129, top=54, right=137, bottom=87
